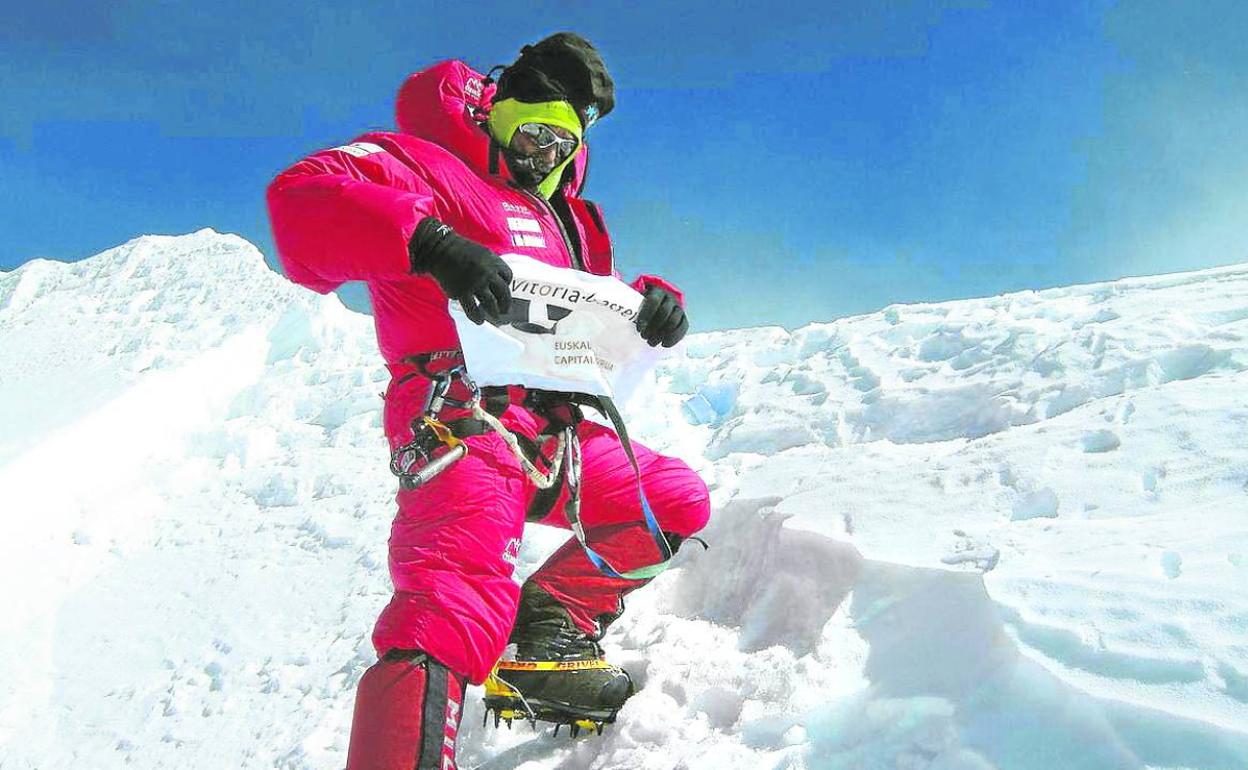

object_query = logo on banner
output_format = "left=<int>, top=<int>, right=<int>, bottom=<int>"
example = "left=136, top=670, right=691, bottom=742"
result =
left=450, top=253, right=662, bottom=403
left=493, top=297, right=572, bottom=335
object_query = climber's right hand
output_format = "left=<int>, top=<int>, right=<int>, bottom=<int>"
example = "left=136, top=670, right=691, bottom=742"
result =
left=408, top=217, right=513, bottom=324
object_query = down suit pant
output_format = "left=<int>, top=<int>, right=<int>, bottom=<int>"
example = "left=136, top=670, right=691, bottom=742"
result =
left=372, top=401, right=711, bottom=685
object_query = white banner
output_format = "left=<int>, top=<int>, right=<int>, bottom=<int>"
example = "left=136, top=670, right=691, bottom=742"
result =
left=449, top=254, right=668, bottom=403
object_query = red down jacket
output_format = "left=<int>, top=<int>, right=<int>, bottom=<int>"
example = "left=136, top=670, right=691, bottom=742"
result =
left=267, top=60, right=709, bottom=684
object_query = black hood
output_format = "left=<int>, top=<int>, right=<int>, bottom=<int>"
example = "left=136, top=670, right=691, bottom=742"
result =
left=494, top=32, right=614, bottom=128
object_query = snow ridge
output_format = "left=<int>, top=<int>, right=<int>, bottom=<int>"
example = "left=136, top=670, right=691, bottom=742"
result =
left=2, top=232, right=1246, bottom=770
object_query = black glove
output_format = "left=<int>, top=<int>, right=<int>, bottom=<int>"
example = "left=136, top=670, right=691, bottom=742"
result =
left=408, top=217, right=512, bottom=324
left=634, top=285, right=689, bottom=347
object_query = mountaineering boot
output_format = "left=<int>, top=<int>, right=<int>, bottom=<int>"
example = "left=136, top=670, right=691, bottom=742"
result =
left=346, top=649, right=466, bottom=770
left=484, top=581, right=634, bottom=735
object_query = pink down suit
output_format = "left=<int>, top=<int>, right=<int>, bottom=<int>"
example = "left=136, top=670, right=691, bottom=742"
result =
left=267, top=60, right=710, bottom=685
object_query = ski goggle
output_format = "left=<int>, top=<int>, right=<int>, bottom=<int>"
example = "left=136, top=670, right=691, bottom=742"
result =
left=516, top=122, right=579, bottom=160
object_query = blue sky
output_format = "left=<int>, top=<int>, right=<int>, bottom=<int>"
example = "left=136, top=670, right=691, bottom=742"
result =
left=3, top=1, right=1247, bottom=330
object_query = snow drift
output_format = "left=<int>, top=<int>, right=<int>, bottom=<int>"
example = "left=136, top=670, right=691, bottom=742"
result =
left=1, top=230, right=1246, bottom=769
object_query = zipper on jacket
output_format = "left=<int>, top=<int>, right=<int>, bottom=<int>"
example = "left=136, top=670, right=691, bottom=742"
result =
left=522, top=188, right=584, bottom=272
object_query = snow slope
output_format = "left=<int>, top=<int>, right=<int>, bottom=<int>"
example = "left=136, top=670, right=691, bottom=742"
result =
left=1, top=231, right=1246, bottom=770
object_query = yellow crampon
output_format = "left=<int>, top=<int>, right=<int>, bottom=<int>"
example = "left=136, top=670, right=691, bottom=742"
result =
left=482, top=661, right=615, bottom=738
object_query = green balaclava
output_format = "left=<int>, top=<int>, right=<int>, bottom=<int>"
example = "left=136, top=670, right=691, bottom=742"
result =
left=487, top=98, right=583, bottom=199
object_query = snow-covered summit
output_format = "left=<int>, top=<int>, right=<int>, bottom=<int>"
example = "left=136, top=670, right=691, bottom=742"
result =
left=0, top=230, right=372, bottom=464
left=2, top=231, right=1246, bottom=769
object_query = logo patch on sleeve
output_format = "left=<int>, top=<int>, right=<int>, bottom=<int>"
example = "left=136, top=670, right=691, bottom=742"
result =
left=329, top=142, right=385, bottom=158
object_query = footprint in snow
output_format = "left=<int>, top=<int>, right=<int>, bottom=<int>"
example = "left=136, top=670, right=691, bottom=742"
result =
left=1011, top=488, right=1060, bottom=521
left=1141, top=467, right=1165, bottom=493
left=1161, top=551, right=1183, bottom=579
left=1081, top=429, right=1121, bottom=453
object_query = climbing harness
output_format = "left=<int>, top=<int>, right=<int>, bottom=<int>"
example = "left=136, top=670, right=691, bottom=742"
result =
left=388, top=352, right=678, bottom=581
left=389, top=356, right=569, bottom=493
